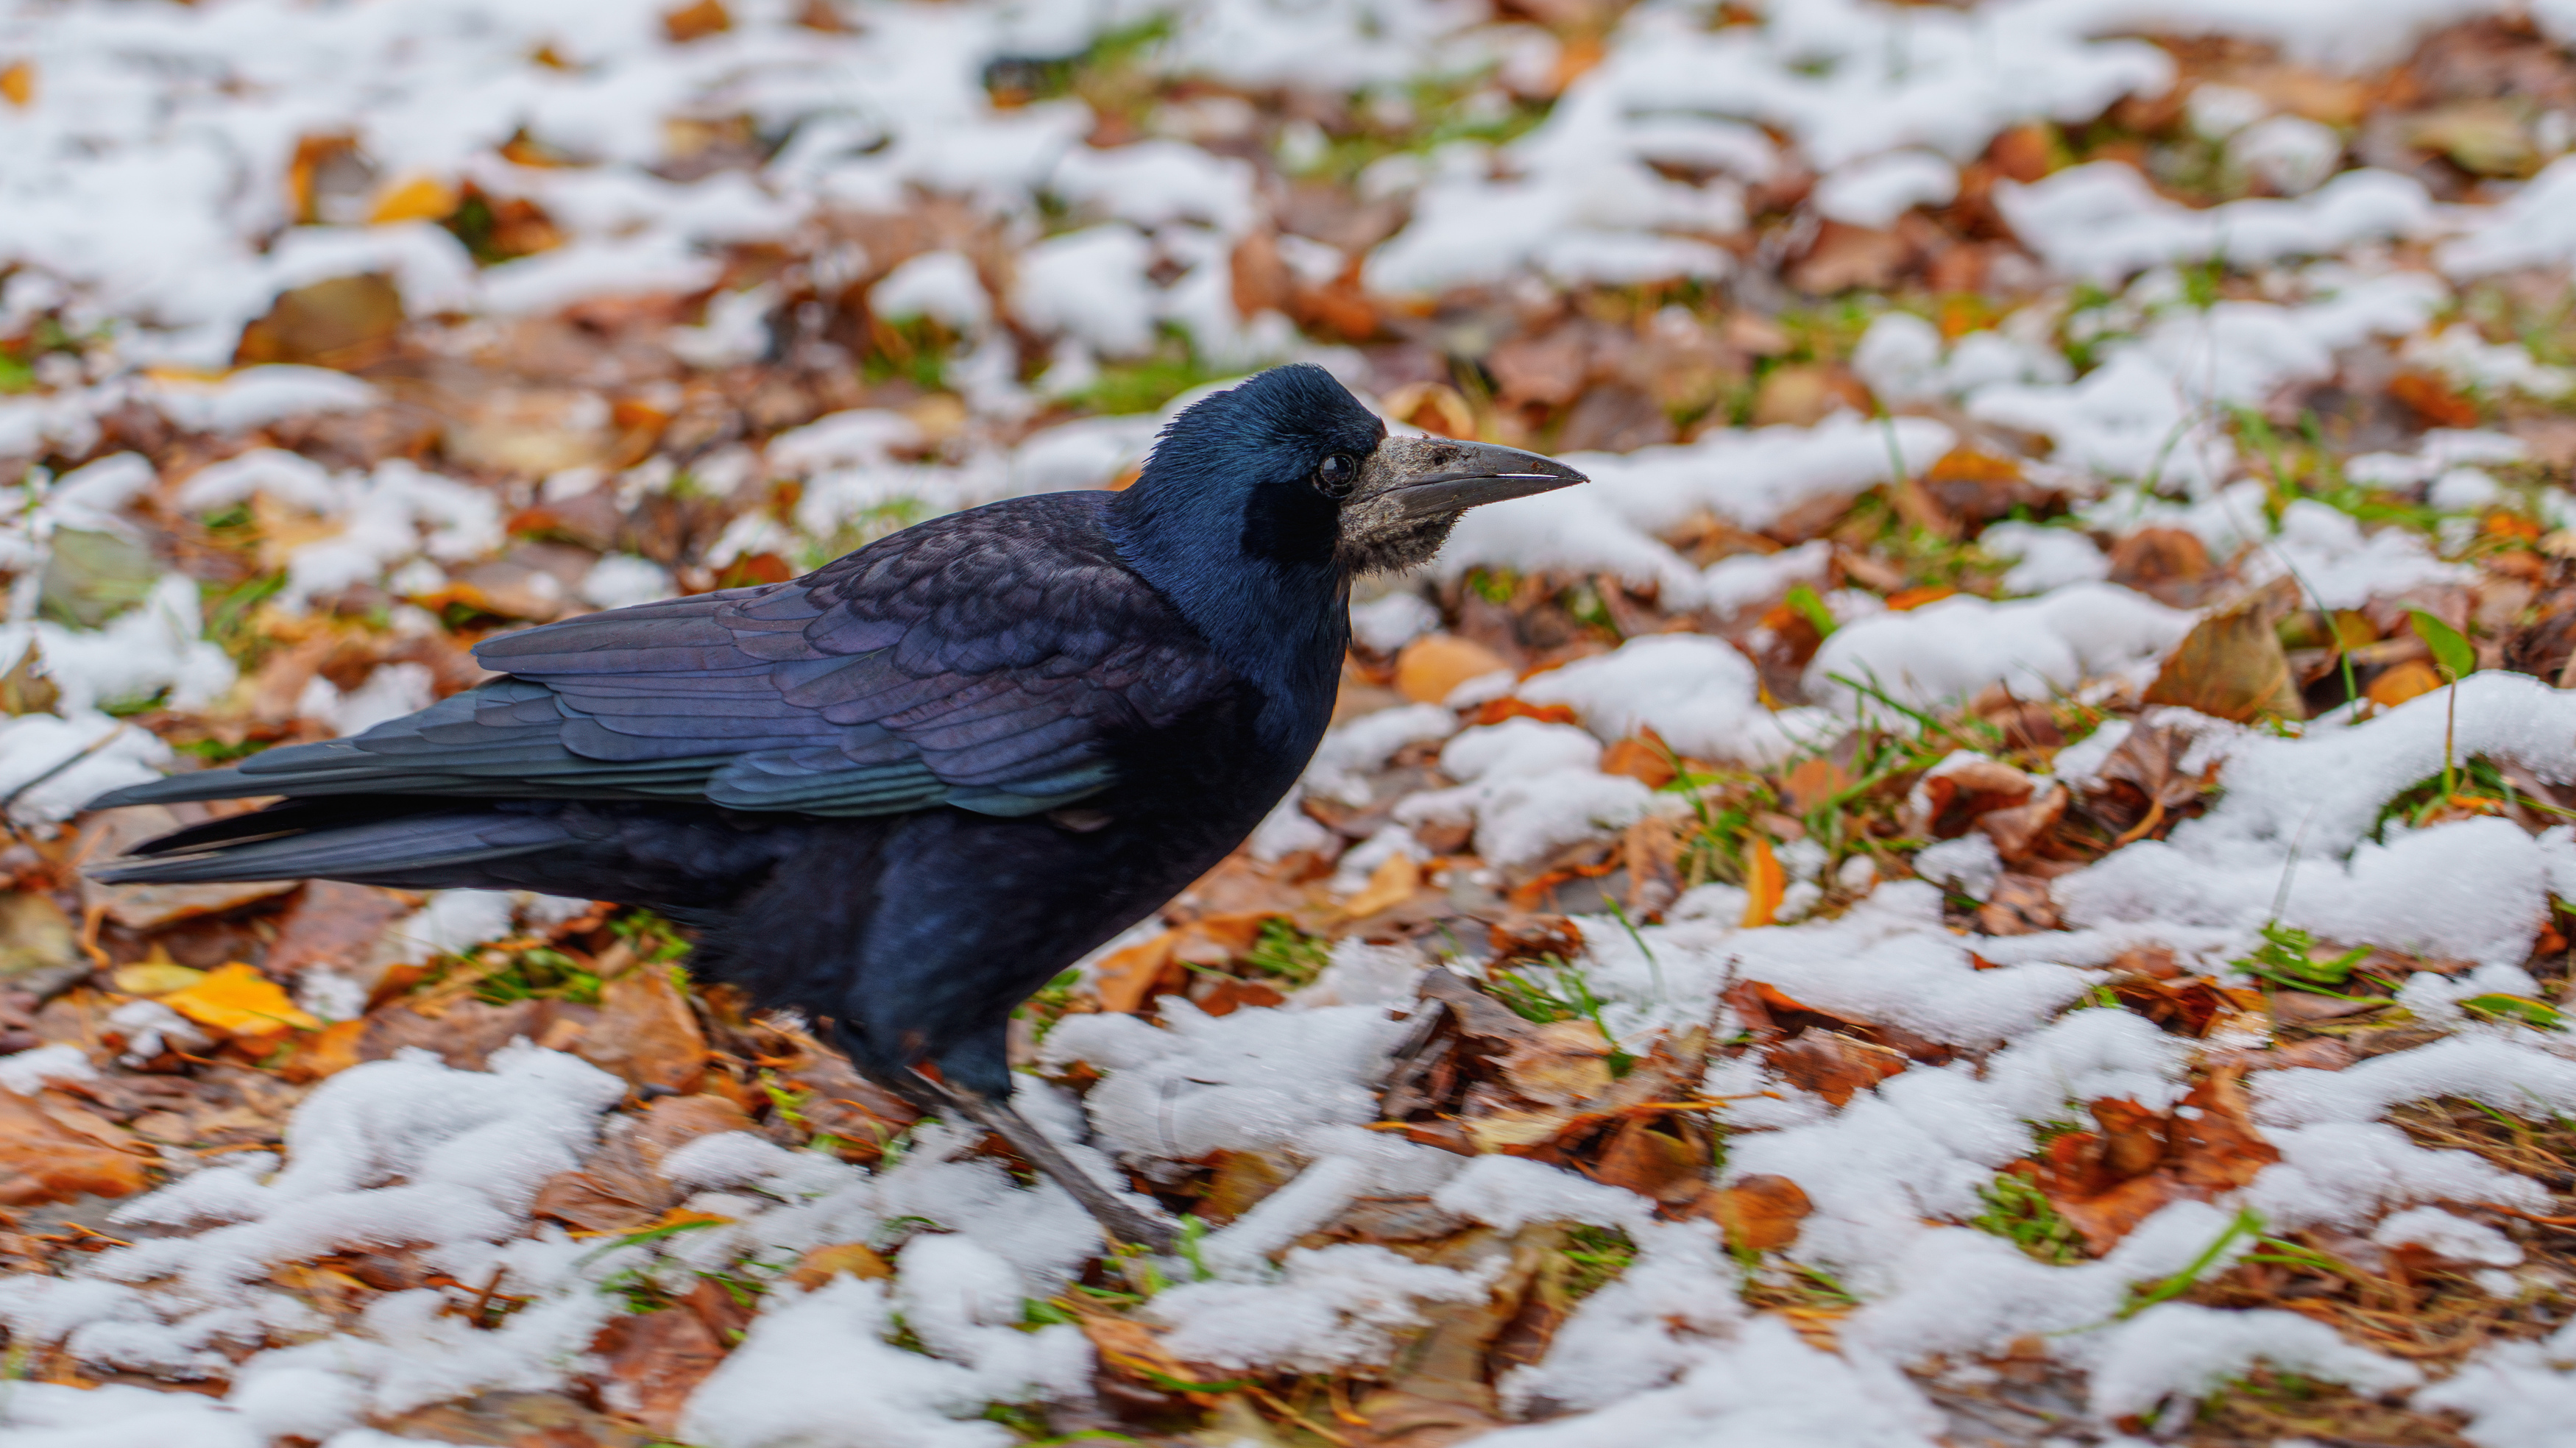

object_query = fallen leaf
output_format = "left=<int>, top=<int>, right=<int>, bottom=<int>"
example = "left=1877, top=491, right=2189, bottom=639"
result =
left=787, top=1241, right=893, bottom=1289
left=592, top=1307, right=728, bottom=1436
left=1379, top=381, right=1476, bottom=439
left=1777, top=756, right=1853, bottom=816
left=110, top=956, right=206, bottom=998
left=1599, top=735, right=1677, bottom=787
left=383, top=1391, right=651, bottom=1448
left=235, top=273, right=404, bottom=370
left=662, top=0, right=732, bottom=42
left=1752, top=362, right=1871, bottom=426
left=0, top=59, right=33, bottom=107
left=1975, top=873, right=2060, bottom=936
left=2143, top=598, right=2304, bottom=723
left=2367, top=658, right=2443, bottom=706
left=0, top=1087, right=146, bottom=1204
left=159, top=963, right=322, bottom=1039
left=1741, top=837, right=1786, bottom=927
left=1764, top=1030, right=1906, bottom=1107
left=2091, top=1098, right=2168, bottom=1180
left=1344, top=853, right=1423, bottom=918
left=1909, top=756, right=2034, bottom=837
left=1092, top=930, right=1178, bottom=1014
left=1497, top=1021, right=1616, bottom=1107
left=1700, top=1174, right=1812, bottom=1252
left=574, top=966, right=707, bottom=1094
left=1975, top=784, right=2067, bottom=862
left=1590, top=1115, right=1708, bottom=1204
left=2107, top=528, right=2215, bottom=605
left=275, top=1018, right=367, bottom=1083
left=2164, top=1066, right=2279, bottom=1194
left=368, top=173, right=459, bottom=225
left=2389, top=370, right=2481, bottom=430
left=1397, top=634, right=1508, bottom=705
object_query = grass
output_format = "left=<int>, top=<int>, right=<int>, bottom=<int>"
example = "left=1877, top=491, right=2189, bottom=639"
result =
left=1969, top=1172, right=2083, bottom=1265
left=472, top=945, right=604, bottom=1005
left=1242, top=918, right=1330, bottom=988
left=1558, top=1224, right=1637, bottom=1300
left=1063, top=340, right=1236, bottom=416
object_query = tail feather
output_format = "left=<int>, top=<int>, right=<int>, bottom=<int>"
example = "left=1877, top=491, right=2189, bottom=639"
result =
left=91, top=803, right=569, bottom=886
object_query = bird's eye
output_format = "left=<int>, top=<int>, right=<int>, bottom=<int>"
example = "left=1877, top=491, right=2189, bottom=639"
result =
left=1314, top=452, right=1359, bottom=499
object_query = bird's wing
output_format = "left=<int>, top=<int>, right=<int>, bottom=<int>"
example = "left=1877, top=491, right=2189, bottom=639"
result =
left=99, top=497, right=1235, bottom=818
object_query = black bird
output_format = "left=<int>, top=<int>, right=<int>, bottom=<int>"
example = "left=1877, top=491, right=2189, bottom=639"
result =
left=86, top=364, right=1585, bottom=1249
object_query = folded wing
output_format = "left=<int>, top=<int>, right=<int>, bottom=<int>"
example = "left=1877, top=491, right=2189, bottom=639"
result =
left=93, top=495, right=1232, bottom=820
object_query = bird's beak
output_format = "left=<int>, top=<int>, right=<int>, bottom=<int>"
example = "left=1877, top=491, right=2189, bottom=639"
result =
left=1375, top=439, right=1590, bottom=518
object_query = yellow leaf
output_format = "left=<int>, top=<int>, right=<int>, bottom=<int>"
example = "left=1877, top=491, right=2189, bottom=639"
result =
left=1741, top=836, right=1786, bottom=928
left=1, top=60, right=34, bottom=109
left=2366, top=659, right=2443, bottom=708
left=368, top=174, right=460, bottom=226
left=112, top=959, right=207, bottom=998
left=159, top=962, right=320, bottom=1038
left=1343, top=853, right=1421, bottom=918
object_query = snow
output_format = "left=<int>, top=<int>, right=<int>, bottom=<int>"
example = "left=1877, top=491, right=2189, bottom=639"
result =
left=18, top=0, right=2576, bottom=1438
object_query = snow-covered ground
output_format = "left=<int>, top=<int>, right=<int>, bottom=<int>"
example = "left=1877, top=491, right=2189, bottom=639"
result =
left=10, top=0, right=2576, bottom=1444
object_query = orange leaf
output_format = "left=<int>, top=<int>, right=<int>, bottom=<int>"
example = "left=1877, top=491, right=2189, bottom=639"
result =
left=1883, top=586, right=1956, bottom=611
left=1344, top=853, right=1422, bottom=918
left=368, top=174, right=460, bottom=226
left=1599, top=736, right=1677, bottom=787
left=0, top=60, right=33, bottom=108
left=1777, top=756, right=1853, bottom=814
left=1093, top=930, right=1178, bottom=1014
left=1742, top=837, right=1786, bottom=927
left=1395, top=634, right=1507, bottom=705
left=158, top=962, right=320, bottom=1038
left=1701, top=1174, right=1812, bottom=1252
left=2366, top=659, right=2443, bottom=707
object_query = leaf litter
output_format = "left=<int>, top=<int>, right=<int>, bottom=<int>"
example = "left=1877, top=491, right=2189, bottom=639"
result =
left=15, top=3, right=2576, bottom=1447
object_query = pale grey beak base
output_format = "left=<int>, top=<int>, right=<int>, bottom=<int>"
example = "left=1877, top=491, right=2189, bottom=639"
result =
left=1388, top=441, right=1589, bottom=518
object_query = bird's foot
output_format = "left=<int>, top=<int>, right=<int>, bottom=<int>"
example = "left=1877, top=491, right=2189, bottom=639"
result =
left=927, top=1076, right=1178, bottom=1255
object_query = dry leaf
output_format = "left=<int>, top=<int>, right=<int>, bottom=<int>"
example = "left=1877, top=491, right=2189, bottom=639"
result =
left=160, top=963, right=321, bottom=1039
left=1497, top=1021, right=1616, bottom=1107
left=591, top=1307, right=728, bottom=1436
left=1590, top=1115, right=1708, bottom=1204
left=1700, top=1174, right=1812, bottom=1252
left=1345, top=853, right=1423, bottom=918
left=1975, top=784, right=2067, bottom=862
left=1777, top=756, right=1853, bottom=816
left=1741, top=837, right=1786, bottom=927
left=1396, top=634, right=1507, bottom=705
left=2142, top=599, right=2304, bottom=722
left=787, top=1241, right=894, bottom=1291
left=0, top=59, right=33, bottom=108
left=1764, top=1031, right=1906, bottom=1107
left=1599, top=735, right=1677, bottom=787
left=275, top=1018, right=367, bottom=1083
left=575, top=966, right=707, bottom=1094
left=0, top=1087, right=146, bottom=1205
left=662, top=0, right=732, bottom=42
left=2367, top=659, right=2443, bottom=706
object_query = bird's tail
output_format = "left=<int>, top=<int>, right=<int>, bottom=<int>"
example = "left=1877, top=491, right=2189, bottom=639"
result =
left=91, top=800, right=567, bottom=887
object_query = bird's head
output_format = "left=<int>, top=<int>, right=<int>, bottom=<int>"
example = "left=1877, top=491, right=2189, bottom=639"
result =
left=1117, top=363, right=1588, bottom=579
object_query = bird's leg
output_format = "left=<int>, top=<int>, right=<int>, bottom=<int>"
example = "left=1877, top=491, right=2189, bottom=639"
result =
left=935, top=1077, right=1178, bottom=1254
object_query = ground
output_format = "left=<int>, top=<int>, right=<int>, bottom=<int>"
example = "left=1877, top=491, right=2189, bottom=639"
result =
left=9, top=1, right=2576, bottom=1445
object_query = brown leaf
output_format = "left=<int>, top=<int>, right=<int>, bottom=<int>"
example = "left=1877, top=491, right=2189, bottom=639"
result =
left=1192, top=1150, right=1295, bottom=1224
left=662, top=0, right=732, bottom=43
left=1091, top=929, right=1178, bottom=1014
left=1497, top=1021, right=1616, bottom=1107
left=263, top=881, right=411, bottom=998
left=2143, top=599, right=2305, bottom=722
left=1764, top=1031, right=1906, bottom=1107
left=1397, top=633, right=1508, bottom=705
left=1788, top=224, right=1908, bottom=296
left=593, top=1308, right=727, bottom=1436
left=236, top=274, right=403, bottom=370
left=787, top=1241, right=893, bottom=1290
left=1699, top=1174, right=1812, bottom=1252
left=382, top=1391, right=653, bottom=1448
left=1911, top=759, right=2034, bottom=838
left=1777, top=756, right=1854, bottom=816
left=359, top=998, right=562, bottom=1070
left=1590, top=1116, right=1709, bottom=1204
left=275, top=1018, right=367, bottom=1083
left=1487, top=328, right=1590, bottom=408
left=2049, top=1171, right=2182, bottom=1256
left=2108, top=528, right=2220, bottom=606
left=1975, top=873, right=2060, bottom=936
left=1751, top=362, right=1872, bottom=427
left=2090, top=1098, right=2169, bottom=1180
left=531, top=1170, right=665, bottom=1235
left=2165, top=1066, right=2279, bottom=1193
left=574, top=966, right=707, bottom=1094
left=79, top=806, right=301, bottom=929
left=1555, top=385, right=1674, bottom=454
left=1976, top=784, right=2067, bottom=862
left=0, top=1087, right=146, bottom=1205
left=2366, top=659, right=2444, bottom=706
left=1599, top=736, right=1677, bottom=787
left=634, top=1093, right=759, bottom=1171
